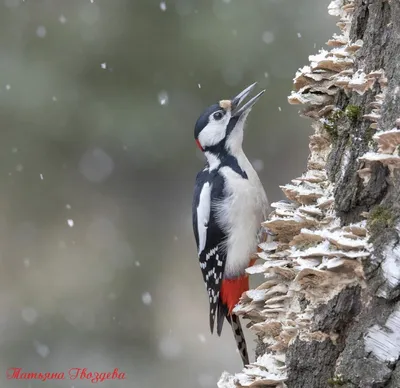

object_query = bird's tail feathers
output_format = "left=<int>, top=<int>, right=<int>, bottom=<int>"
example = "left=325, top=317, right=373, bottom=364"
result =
left=215, top=300, right=249, bottom=367
left=217, top=301, right=229, bottom=336
left=209, top=307, right=215, bottom=334
left=231, top=313, right=249, bottom=366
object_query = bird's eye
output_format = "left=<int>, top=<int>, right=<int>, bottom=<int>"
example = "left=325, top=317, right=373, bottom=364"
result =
left=213, top=111, right=223, bottom=121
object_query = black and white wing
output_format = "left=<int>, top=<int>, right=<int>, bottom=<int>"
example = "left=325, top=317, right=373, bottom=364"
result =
left=192, top=169, right=227, bottom=334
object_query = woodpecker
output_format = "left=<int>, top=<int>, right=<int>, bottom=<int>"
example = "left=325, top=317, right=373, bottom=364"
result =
left=192, top=83, right=269, bottom=366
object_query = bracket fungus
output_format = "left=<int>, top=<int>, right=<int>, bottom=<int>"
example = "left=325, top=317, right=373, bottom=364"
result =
left=217, top=1, right=381, bottom=387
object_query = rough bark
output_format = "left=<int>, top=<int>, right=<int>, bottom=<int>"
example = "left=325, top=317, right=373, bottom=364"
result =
left=218, top=1, right=400, bottom=387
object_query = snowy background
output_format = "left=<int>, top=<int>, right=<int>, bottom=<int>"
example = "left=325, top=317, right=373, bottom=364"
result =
left=0, top=0, right=334, bottom=387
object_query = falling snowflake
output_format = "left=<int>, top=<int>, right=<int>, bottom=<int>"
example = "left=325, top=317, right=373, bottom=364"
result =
left=198, top=374, right=214, bottom=388
left=264, top=72, right=269, bottom=78
left=251, top=159, right=264, bottom=172
left=36, top=26, right=46, bottom=38
left=142, top=292, right=152, bottom=305
left=79, top=147, right=114, bottom=183
left=160, top=1, right=167, bottom=11
left=278, top=106, right=282, bottom=111
left=5, top=84, right=11, bottom=90
left=22, top=307, right=38, bottom=324
left=135, top=261, right=141, bottom=267
left=59, top=15, right=67, bottom=24
left=297, top=32, right=302, bottom=38
left=198, top=333, right=206, bottom=343
left=67, top=219, right=74, bottom=227
left=23, top=258, right=30, bottom=268
left=39, top=174, right=44, bottom=180
left=262, top=31, right=274, bottom=44
left=198, top=83, right=201, bottom=89
left=101, top=62, right=107, bottom=69
left=158, top=336, right=182, bottom=359
left=65, top=204, right=71, bottom=209
left=33, top=341, right=50, bottom=358
left=52, top=96, right=57, bottom=102
left=158, top=91, right=169, bottom=106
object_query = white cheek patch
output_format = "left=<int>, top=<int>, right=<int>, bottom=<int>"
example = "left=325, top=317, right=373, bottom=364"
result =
left=198, top=121, right=226, bottom=148
left=198, top=112, right=231, bottom=148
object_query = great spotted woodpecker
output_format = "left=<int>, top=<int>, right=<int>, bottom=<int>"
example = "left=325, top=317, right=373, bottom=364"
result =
left=192, top=83, right=269, bottom=366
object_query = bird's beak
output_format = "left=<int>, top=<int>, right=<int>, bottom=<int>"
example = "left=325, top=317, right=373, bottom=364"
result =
left=231, top=82, right=265, bottom=118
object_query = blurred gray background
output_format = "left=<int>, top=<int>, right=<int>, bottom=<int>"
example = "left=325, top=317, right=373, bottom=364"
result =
left=0, top=0, right=334, bottom=387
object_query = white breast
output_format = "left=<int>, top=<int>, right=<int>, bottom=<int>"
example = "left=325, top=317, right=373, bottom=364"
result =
left=217, top=154, right=268, bottom=278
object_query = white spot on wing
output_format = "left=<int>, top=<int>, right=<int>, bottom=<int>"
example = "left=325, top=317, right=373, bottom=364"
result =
left=197, top=182, right=211, bottom=255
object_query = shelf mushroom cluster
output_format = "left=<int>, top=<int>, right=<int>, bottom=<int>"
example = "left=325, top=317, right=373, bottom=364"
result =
left=360, top=122, right=400, bottom=172
left=356, top=74, right=400, bottom=174
left=217, top=0, right=382, bottom=387
left=288, top=0, right=387, bottom=122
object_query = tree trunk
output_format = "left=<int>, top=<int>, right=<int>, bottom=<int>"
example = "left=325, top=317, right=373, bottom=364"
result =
left=218, top=0, right=400, bottom=387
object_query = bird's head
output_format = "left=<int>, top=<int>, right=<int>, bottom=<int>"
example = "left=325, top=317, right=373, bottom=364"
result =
left=194, top=83, right=264, bottom=156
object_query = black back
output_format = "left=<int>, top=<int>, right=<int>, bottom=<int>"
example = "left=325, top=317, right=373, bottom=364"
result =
left=192, top=167, right=227, bottom=334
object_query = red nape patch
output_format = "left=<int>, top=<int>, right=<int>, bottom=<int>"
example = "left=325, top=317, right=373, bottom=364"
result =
left=195, top=139, right=203, bottom=151
left=220, top=276, right=250, bottom=313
